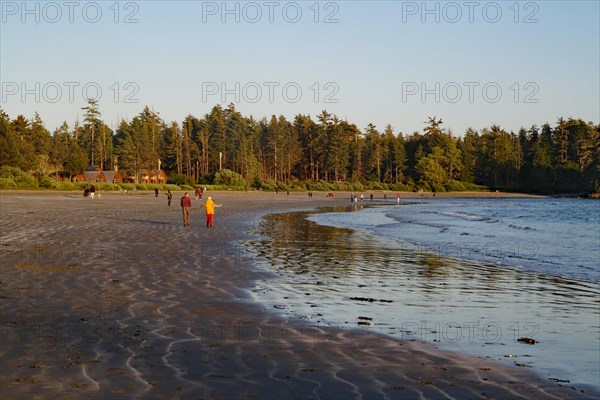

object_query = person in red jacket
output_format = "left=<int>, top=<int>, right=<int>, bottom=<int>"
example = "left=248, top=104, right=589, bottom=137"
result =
left=180, top=192, right=192, bottom=227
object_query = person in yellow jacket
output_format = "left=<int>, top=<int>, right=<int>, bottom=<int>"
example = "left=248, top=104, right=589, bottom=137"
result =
left=204, top=196, right=216, bottom=228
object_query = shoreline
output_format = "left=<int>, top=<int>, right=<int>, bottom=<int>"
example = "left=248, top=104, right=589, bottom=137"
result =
left=0, top=191, right=594, bottom=399
left=1, top=188, right=548, bottom=199
left=248, top=206, right=599, bottom=394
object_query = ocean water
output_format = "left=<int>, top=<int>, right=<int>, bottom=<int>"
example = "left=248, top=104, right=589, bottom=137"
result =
left=246, top=198, right=600, bottom=394
left=311, top=198, right=600, bottom=282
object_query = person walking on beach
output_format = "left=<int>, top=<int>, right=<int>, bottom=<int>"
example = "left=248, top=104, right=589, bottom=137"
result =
left=166, top=190, right=172, bottom=206
left=204, top=196, right=216, bottom=228
left=180, top=192, right=192, bottom=227
left=360, top=193, right=364, bottom=202
left=396, top=192, right=401, bottom=205
left=370, top=193, right=373, bottom=201
left=351, top=193, right=355, bottom=202
left=155, top=188, right=159, bottom=197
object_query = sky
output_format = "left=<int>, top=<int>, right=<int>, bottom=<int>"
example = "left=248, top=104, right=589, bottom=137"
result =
left=1, top=0, right=599, bottom=136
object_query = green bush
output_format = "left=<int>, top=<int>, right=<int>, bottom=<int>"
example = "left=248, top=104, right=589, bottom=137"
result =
left=418, top=181, right=431, bottom=192
left=135, top=184, right=148, bottom=191
left=161, top=184, right=180, bottom=191
left=214, top=169, right=247, bottom=187
left=36, top=172, right=59, bottom=189
left=0, top=177, right=17, bottom=189
left=349, top=181, right=365, bottom=192
left=369, top=181, right=390, bottom=190
left=305, top=180, right=332, bottom=191
left=0, top=166, right=38, bottom=188
left=276, top=181, right=289, bottom=191
left=288, top=178, right=304, bottom=191
left=464, top=182, right=487, bottom=191
left=444, top=180, right=467, bottom=192
left=102, top=183, right=121, bottom=191
left=168, top=173, right=188, bottom=186
left=389, top=182, right=413, bottom=192
left=329, top=182, right=347, bottom=191
left=197, top=173, right=214, bottom=185
left=258, top=179, right=277, bottom=191
left=432, top=183, right=446, bottom=193
left=179, top=184, right=194, bottom=191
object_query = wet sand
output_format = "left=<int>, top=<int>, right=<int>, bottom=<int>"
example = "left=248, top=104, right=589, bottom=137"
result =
left=0, top=190, right=592, bottom=399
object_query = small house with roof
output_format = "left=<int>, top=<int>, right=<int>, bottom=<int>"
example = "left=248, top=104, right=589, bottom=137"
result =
left=74, top=166, right=123, bottom=183
left=141, top=170, right=167, bottom=184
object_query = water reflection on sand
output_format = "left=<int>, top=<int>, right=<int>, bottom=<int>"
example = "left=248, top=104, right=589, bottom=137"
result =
left=247, top=207, right=600, bottom=395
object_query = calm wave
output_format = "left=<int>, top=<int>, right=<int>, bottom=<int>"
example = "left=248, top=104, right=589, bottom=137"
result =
left=310, top=198, right=600, bottom=282
left=247, top=199, right=600, bottom=394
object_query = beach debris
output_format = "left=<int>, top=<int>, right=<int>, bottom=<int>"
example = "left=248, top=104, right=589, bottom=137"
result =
left=504, top=354, right=517, bottom=358
left=350, top=297, right=376, bottom=302
left=349, top=297, right=394, bottom=303
left=548, top=378, right=570, bottom=383
left=358, top=321, right=371, bottom=326
left=358, top=316, right=373, bottom=321
left=517, top=337, right=537, bottom=345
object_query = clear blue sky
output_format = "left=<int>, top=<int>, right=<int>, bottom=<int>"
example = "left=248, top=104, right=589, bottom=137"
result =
left=1, top=1, right=598, bottom=136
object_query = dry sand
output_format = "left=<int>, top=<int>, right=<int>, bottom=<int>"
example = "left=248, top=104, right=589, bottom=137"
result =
left=0, top=190, right=590, bottom=399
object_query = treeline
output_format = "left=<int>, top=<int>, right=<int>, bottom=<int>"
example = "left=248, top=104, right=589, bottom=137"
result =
left=1, top=101, right=599, bottom=193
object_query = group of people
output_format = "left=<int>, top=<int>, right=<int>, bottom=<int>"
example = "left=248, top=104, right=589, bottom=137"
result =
left=83, top=186, right=96, bottom=198
left=351, top=192, right=402, bottom=205
left=180, top=192, right=217, bottom=228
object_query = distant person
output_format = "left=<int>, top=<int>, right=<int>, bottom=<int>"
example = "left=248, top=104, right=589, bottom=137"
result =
left=199, top=188, right=203, bottom=199
left=384, top=193, right=387, bottom=201
left=90, top=185, right=96, bottom=199
left=205, top=196, right=216, bottom=228
left=195, top=188, right=201, bottom=200
left=166, top=190, right=172, bottom=206
left=180, top=192, right=192, bottom=227
left=155, top=188, right=159, bottom=197
left=84, top=187, right=90, bottom=198
left=370, top=193, right=373, bottom=201
left=396, top=193, right=401, bottom=205
left=360, top=193, right=364, bottom=202
left=351, top=193, right=355, bottom=202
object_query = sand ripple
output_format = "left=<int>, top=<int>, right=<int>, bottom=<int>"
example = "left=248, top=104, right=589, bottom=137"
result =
left=0, top=192, right=595, bottom=399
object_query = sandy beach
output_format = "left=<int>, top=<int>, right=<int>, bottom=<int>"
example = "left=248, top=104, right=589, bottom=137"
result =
left=0, top=190, right=592, bottom=399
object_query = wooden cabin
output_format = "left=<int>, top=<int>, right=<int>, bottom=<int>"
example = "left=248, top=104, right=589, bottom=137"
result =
left=141, top=170, right=167, bottom=185
left=75, top=166, right=123, bottom=183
